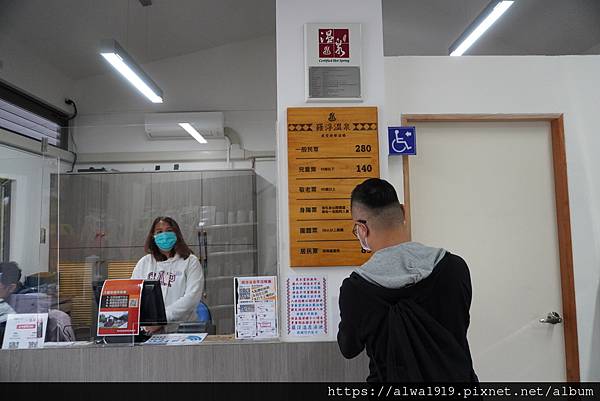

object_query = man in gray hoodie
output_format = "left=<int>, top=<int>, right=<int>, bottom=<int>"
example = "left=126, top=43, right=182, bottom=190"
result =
left=337, top=178, right=477, bottom=382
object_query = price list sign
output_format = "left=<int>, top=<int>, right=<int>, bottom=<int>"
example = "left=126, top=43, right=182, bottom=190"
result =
left=287, top=107, right=379, bottom=267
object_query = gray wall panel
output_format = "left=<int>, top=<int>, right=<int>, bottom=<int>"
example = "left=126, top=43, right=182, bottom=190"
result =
left=0, top=351, right=9, bottom=381
left=7, top=348, right=84, bottom=382
left=86, top=346, right=144, bottom=382
left=1, top=342, right=369, bottom=382
left=102, top=173, right=152, bottom=248
left=141, top=344, right=213, bottom=382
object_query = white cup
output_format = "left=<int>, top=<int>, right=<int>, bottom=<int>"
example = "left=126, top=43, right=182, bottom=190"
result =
left=227, top=211, right=236, bottom=224
left=237, top=210, right=247, bottom=223
left=215, top=211, right=225, bottom=225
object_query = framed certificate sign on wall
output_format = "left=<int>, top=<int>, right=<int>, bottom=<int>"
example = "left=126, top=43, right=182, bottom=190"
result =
left=304, top=23, right=363, bottom=102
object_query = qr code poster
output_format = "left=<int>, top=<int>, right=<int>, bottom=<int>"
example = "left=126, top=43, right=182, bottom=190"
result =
left=97, top=279, right=143, bottom=337
left=1, top=313, right=48, bottom=350
left=234, top=276, right=278, bottom=340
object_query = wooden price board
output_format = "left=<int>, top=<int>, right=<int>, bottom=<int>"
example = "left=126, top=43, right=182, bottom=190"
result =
left=288, top=107, right=379, bottom=267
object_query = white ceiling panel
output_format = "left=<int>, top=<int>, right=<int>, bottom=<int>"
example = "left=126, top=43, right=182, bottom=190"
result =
left=383, top=0, right=600, bottom=56
left=0, top=0, right=598, bottom=81
left=0, top=0, right=275, bottom=79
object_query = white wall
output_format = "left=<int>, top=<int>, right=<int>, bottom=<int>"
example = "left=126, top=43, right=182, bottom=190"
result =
left=276, top=0, right=387, bottom=341
left=385, top=55, right=600, bottom=381
left=72, top=35, right=277, bottom=155
left=0, top=143, right=61, bottom=278
left=0, top=35, right=74, bottom=113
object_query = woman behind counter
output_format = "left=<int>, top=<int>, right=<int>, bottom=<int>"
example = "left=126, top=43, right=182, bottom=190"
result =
left=131, top=216, right=204, bottom=332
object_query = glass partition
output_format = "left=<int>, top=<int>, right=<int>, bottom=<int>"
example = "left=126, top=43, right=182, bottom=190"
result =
left=0, top=146, right=65, bottom=348
left=0, top=121, right=278, bottom=350
left=50, top=167, right=276, bottom=345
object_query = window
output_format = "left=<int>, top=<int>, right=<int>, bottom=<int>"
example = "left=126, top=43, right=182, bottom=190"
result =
left=0, top=81, right=69, bottom=150
left=0, top=178, right=12, bottom=262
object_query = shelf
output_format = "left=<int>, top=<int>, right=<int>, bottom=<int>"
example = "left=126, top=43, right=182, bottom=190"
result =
left=205, top=275, right=234, bottom=282
left=205, top=304, right=234, bottom=311
left=197, top=222, right=256, bottom=230
left=207, top=249, right=257, bottom=257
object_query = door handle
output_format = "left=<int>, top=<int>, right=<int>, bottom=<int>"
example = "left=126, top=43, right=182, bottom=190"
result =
left=540, top=311, right=563, bottom=324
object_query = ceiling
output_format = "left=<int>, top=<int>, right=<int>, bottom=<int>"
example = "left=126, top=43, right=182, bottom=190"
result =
left=383, top=0, right=600, bottom=56
left=0, top=0, right=598, bottom=80
left=0, top=0, right=276, bottom=79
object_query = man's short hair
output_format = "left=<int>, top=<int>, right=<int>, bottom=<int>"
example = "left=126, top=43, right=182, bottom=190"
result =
left=351, top=178, right=405, bottom=226
left=0, top=262, right=21, bottom=286
left=351, top=178, right=400, bottom=209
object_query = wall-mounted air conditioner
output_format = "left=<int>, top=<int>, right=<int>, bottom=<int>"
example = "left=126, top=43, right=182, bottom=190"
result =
left=144, top=112, right=224, bottom=140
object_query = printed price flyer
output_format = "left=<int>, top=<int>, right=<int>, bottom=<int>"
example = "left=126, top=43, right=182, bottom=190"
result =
left=1, top=313, right=48, bottom=349
left=286, top=276, right=327, bottom=336
left=143, top=333, right=208, bottom=346
left=97, top=279, right=143, bottom=336
left=234, top=276, right=278, bottom=339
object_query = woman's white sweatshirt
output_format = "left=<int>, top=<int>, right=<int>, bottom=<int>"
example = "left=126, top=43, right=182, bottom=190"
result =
left=131, top=253, right=204, bottom=323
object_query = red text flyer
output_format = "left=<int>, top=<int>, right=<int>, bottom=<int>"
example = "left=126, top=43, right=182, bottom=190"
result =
left=97, top=279, right=143, bottom=336
left=286, top=276, right=327, bottom=336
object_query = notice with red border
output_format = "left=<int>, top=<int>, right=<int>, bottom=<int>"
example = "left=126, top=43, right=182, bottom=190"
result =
left=97, top=279, right=143, bottom=336
left=286, top=276, right=327, bottom=336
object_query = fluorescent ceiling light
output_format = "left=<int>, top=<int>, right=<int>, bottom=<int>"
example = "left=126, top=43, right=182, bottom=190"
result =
left=178, top=122, right=208, bottom=144
left=449, top=1, right=514, bottom=57
left=100, top=39, right=163, bottom=103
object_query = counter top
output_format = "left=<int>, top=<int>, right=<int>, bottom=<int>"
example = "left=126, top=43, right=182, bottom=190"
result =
left=0, top=340, right=369, bottom=382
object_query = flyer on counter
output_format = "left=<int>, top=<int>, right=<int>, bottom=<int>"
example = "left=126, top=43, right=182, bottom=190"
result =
left=96, top=279, right=143, bottom=337
left=143, top=333, right=208, bottom=346
left=286, top=276, right=328, bottom=336
left=234, top=276, right=278, bottom=339
left=1, top=313, right=48, bottom=349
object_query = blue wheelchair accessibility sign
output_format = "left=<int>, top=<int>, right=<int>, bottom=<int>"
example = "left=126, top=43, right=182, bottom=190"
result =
left=388, top=126, right=416, bottom=155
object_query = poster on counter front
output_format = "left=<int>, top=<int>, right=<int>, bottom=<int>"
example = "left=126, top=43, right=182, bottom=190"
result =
left=286, top=276, right=328, bottom=336
left=97, top=279, right=143, bottom=337
left=234, top=276, right=278, bottom=339
left=1, top=313, right=48, bottom=349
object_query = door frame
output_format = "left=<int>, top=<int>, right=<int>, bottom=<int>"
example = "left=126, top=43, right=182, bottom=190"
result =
left=400, top=113, right=580, bottom=382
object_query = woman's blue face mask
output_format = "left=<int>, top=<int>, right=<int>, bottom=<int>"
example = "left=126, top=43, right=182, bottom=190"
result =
left=154, top=231, right=177, bottom=251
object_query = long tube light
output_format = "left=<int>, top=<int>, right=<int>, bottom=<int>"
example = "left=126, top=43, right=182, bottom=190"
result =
left=100, top=39, right=163, bottom=103
left=449, top=1, right=514, bottom=57
left=178, top=123, right=208, bottom=144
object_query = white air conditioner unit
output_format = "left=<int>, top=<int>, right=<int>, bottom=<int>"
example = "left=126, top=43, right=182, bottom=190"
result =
left=144, top=112, right=224, bottom=140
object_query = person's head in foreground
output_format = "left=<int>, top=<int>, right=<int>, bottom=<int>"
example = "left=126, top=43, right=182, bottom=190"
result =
left=0, top=262, right=21, bottom=300
left=350, top=178, right=407, bottom=253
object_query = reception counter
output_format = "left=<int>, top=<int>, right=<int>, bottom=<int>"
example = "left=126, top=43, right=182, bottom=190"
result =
left=0, top=338, right=369, bottom=382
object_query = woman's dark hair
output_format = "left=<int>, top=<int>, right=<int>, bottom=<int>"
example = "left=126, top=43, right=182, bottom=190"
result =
left=0, top=261, right=22, bottom=286
left=144, top=217, right=193, bottom=262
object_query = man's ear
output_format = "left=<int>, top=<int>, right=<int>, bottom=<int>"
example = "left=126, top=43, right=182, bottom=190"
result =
left=399, top=203, right=406, bottom=224
left=8, top=283, right=16, bottom=294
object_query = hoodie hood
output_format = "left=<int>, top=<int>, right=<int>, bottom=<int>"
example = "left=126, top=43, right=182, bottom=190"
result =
left=355, top=242, right=446, bottom=289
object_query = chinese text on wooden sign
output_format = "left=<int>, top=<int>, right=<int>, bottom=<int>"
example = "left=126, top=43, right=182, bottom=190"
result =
left=288, top=107, right=380, bottom=267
